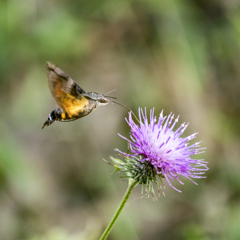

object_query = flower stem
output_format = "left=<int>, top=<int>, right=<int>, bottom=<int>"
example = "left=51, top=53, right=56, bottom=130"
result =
left=99, top=179, right=137, bottom=240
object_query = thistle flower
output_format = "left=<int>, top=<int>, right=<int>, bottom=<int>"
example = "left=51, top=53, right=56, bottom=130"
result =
left=115, top=108, right=208, bottom=194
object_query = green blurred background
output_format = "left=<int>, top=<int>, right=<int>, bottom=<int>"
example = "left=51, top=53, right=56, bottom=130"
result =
left=1, top=0, right=240, bottom=239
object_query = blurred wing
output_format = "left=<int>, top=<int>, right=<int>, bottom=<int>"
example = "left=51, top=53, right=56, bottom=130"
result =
left=46, top=62, right=89, bottom=116
left=57, top=93, right=89, bottom=116
left=46, top=61, right=85, bottom=97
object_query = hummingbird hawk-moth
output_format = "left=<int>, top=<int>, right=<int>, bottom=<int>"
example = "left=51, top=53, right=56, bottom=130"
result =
left=42, top=62, right=119, bottom=129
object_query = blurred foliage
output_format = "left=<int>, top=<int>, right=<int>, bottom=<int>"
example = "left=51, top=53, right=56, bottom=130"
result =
left=0, top=0, right=240, bottom=239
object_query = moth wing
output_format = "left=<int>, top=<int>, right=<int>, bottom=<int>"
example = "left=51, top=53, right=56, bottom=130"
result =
left=46, top=61, right=85, bottom=97
left=56, top=93, right=89, bottom=117
left=46, top=62, right=89, bottom=116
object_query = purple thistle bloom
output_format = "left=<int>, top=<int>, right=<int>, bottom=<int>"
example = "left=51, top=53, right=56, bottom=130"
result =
left=117, top=108, right=208, bottom=192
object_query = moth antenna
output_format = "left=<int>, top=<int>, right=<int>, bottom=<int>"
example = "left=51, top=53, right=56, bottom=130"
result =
left=105, top=89, right=116, bottom=95
left=111, top=101, right=140, bottom=124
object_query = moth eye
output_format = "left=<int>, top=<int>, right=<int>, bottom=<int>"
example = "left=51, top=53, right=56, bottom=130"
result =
left=100, top=99, right=108, bottom=103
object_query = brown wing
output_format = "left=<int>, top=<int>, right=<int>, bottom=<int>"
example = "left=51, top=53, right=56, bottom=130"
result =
left=46, top=62, right=89, bottom=116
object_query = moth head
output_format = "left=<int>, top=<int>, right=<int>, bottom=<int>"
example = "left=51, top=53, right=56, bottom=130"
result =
left=98, top=97, right=109, bottom=106
left=82, top=92, right=110, bottom=106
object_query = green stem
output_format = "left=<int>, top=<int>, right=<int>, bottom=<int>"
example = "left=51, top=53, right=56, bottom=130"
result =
left=99, top=179, right=137, bottom=240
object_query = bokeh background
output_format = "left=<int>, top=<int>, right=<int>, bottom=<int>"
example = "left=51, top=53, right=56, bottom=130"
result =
left=1, top=0, right=240, bottom=239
